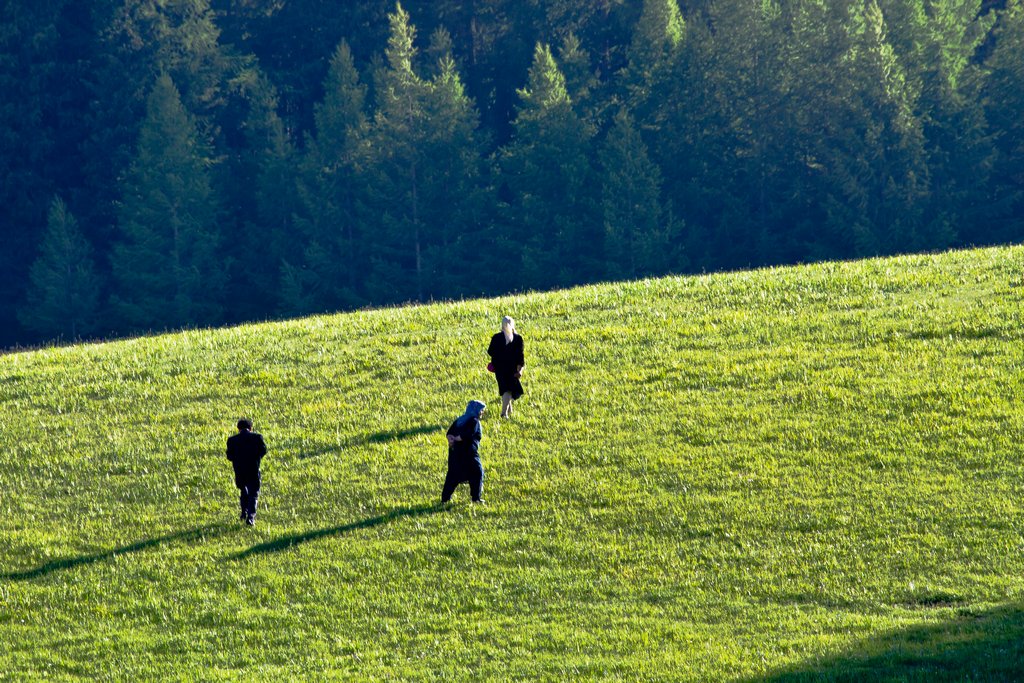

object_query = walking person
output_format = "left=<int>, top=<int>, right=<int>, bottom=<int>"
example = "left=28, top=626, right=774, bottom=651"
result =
left=487, top=316, right=525, bottom=418
left=441, top=400, right=486, bottom=504
left=226, top=418, right=267, bottom=526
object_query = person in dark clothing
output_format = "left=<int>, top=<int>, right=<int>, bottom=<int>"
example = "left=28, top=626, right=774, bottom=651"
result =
left=487, top=316, right=525, bottom=418
left=226, top=418, right=267, bottom=526
left=441, top=400, right=486, bottom=503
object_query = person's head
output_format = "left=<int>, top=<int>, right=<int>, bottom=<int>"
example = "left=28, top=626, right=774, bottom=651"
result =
left=465, top=400, right=486, bottom=419
left=237, top=417, right=253, bottom=432
left=501, top=316, right=515, bottom=341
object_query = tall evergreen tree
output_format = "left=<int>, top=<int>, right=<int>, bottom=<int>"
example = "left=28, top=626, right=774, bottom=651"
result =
left=80, top=0, right=241, bottom=278
left=875, top=0, right=995, bottom=248
left=628, top=0, right=685, bottom=73
left=826, top=0, right=930, bottom=255
left=500, top=43, right=598, bottom=289
left=363, top=4, right=432, bottom=302
left=623, top=0, right=685, bottom=131
left=419, top=51, right=489, bottom=298
left=366, top=3, right=486, bottom=302
left=599, top=109, right=676, bottom=279
left=0, top=2, right=63, bottom=346
left=19, top=197, right=101, bottom=341
left=657, top=0, right=787, bottom=269
left=558, top=33, right=600, bottom=124
left=111, top=73, right=225, bottom=331
left=982, top=0, right=1024, bottom=242
left=228, top=70, right=301, bottom=320
left=778, top=0, right=856, bottom=261
left=289, top=39, right=369, bottom=314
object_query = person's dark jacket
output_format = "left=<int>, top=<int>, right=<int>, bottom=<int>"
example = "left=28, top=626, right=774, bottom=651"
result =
left=487, top=332, right=525, bottom=375
left=446, top=416, right=482, bottom=466
left=226, top=430, right=267, bottom=487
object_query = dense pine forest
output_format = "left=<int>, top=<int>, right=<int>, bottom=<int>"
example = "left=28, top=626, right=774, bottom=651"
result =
left=1, top=0, right=1021, bottom=348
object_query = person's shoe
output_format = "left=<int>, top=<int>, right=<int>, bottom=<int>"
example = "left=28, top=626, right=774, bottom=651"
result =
left=240, top=510, right=246, bottom=521
left=245, top=517, right=256, bottom=527
left=472, top=499, right=485, bottom=504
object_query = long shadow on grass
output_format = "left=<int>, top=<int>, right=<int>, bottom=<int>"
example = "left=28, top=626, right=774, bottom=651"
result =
left=1, top=523, right=230, bottom=581
left=744, top=602, right=1024, bottom=682
left=227, top=503, right=444, bottom=561
left=286, top=425, right=443, bottom=460
left=356, top=424, right=442, bottom=446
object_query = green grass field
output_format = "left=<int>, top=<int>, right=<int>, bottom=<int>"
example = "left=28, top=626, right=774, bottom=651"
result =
left=2, top=246, right=1024, bottom=681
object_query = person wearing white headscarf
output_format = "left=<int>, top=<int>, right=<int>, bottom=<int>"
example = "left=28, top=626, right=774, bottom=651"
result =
left=441, top=400, right=486, bottom=503
left=487, top=315, right=525, bottom=418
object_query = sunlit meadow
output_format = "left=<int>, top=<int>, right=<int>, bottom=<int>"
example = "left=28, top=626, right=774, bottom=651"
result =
left=2, top=246, right=1024, bottom=680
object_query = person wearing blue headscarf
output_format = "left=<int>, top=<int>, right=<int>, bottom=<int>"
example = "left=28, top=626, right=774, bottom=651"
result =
left=441, top=400, right=487, bottom=503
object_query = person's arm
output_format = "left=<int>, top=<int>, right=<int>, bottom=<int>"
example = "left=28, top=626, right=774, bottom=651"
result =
left=487, top=335, right=497, bottom=359
left=515, top=337, right=525, bottom=376
left=467, top=420, right=482, bottom=457
left=226, top=438, right=234, bottom=462
left=257, top=434, right=267, bottom=457
left=447, top=421, right=461, bottom=445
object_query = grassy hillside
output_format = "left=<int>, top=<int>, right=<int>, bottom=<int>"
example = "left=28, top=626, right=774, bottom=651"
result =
left=2, top=246, right=1024, bottom=681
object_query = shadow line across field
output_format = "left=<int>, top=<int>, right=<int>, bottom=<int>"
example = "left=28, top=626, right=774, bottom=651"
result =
left=744, top=602, right=1024, bottom=682
left=1, top=523, right=230, bottom=581
left=284, top=424, right=443, bottom=460
left=227, top=502, right=445, bottom=560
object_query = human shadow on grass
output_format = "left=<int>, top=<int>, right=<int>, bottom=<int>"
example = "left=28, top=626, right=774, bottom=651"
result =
left=227, top=503, right=445, bottom=561
left=744, top=602, right=1024, bottom=682
left=356, top=424, right=442, bottom=446
left=1, top=523, right=230, bottom=581
left=286, top=425, right=442, bottom=460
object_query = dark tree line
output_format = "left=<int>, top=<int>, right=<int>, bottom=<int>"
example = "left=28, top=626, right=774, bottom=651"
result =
left=1, top=0, right=1022, bottom=348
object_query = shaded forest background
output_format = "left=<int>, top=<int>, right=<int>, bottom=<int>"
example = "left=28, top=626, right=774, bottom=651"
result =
left=1, top=0, right=1022, bottom=348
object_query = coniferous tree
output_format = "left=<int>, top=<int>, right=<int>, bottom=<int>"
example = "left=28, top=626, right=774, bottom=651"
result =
left=363, top=4, right=432, bottom=302
left=658, top=0, right=786, bottom=269
left=875, top=0, right=995, bottom=248
left=82, top=0, right=240, bottom=249
left=426, top=26, right=458, bottom=78
left=599, top=109, right=676, bottom=279
left=289, top=39, right=369, bottom=314
left=623, top=0, right=685, bottom=132
left=366, top=3, right=486, bottom=302
left=0, top=2, right=63, bottom=345
left=628, top=0, right=685, bottom=76
left=111, top=73, right=225, bottom=331
left=559, top=33, right=601, bottom=124
left=419, top=51, right=489, bottom=298
left=5, top=0, right=1024, bottom=350
left=780, top=0, right=856, bottom=261
left=501, top=43, right=598, bottom=289
left=983, top=0, right=1024, bottom=242
left=824, top=0, right=929, bottom=255
left=19, top=197, right=101, bottom=340
left=228, top=70, right=300, bottom=320
left=652, top=16, right=718, bottom=270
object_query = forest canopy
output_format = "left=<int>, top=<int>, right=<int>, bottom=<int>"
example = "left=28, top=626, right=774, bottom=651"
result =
left=1, top=0, right=1021, bottom=347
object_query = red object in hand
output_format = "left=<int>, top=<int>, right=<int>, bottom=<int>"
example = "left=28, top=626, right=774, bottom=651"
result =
left=487, top=362, right=495, bottom=373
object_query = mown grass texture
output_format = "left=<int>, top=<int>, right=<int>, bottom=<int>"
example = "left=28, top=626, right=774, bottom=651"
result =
left=1, top=246, right=1024, bottom=681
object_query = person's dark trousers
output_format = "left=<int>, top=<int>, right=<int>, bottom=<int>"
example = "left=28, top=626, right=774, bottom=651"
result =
left=441, top=459, right=484, bottom=503
left=238, top=480, right=260, bottom=521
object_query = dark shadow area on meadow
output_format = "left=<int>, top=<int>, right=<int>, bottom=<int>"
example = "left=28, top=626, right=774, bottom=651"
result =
left=0, top=523, right=230, bottom=581
left=227, top=503, right=445, bottom=560
left=285, top=425, right=442, bottom=460
left=356, top=424, right=442, bottom=446
left=745, top=602, right=1024, bottom=682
